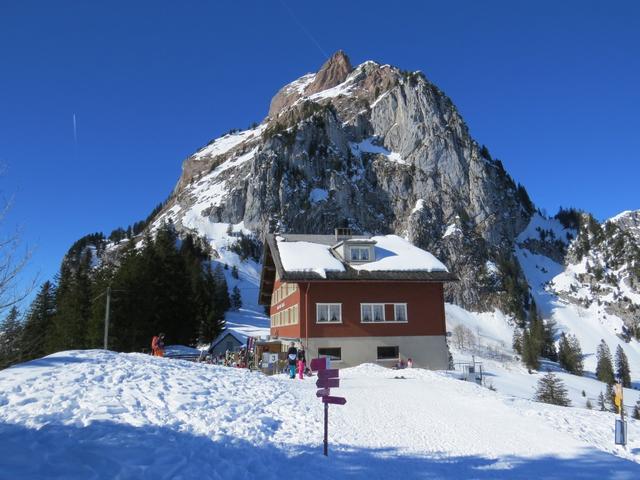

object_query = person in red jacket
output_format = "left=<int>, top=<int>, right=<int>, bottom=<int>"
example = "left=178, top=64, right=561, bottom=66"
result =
left=151, top=333, right=165, bottom=357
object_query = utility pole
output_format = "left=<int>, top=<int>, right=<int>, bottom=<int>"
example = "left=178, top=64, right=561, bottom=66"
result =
left=103, top=286, right=111, bottom=350
left=93, top=286, right=122, bottom=351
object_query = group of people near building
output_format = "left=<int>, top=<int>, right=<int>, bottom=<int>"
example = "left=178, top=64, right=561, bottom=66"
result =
left=286, top=342, right=307, bottom=379
left=149, top=333, right=314, bottom=379
left=211, top=348, right=251, bottom=368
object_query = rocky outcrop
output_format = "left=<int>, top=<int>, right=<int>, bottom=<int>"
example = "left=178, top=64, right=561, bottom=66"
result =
left=304, top=50, right=353, bottom=96
left=268, top=51, right=353, bottom=118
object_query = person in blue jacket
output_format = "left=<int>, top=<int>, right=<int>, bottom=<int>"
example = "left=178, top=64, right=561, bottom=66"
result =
left=287, top=343, right=298, bottom=379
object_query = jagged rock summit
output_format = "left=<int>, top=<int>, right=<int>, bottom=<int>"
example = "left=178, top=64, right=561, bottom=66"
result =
left=305, top=50, right=353, bottom=95
left=268, top=50, right=354, bottom=117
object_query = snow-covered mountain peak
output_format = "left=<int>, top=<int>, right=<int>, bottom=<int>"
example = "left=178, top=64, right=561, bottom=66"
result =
left=608, top=209, right=640, bottom=241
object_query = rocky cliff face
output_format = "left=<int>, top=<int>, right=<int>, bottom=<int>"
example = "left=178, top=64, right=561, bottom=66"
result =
left=156, top=51, right=537, bottom=314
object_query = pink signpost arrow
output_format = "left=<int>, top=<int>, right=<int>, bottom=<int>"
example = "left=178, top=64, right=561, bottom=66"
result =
left=310, top=357, right=346, bottom=456
left=316, top=377, right=340, bottom=389
left=317, top=369, right=339, bottom=379
left=310, top=357, right=327, bottom=371
left=322, top=395, right=347, bottom=405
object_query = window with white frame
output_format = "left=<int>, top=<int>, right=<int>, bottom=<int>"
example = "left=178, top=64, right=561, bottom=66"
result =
left=350, top=246, right=371, bottom=262
left=361, top=303, right=408, bottom=322
left=318, top=347, right=342, bottom=361
left=361, top=303, right=385, bottom=322
left=394, top=303, right=408, bottom=322
left=316, top=303, right=342, bottom=323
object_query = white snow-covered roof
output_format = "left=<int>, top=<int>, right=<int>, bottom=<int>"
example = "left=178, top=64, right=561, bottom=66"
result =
left=276, top=237, right=346, bottom=279
left=350, top=235, right=448, bottom=272
left=268, top=233, right=452, bottom=281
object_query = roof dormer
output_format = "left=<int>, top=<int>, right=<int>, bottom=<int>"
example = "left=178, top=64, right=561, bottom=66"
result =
left=332, top=238, right=377, bottom=264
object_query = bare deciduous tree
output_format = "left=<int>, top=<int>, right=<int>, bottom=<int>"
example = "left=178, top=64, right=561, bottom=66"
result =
left=452, top=325, right=476, bottom=350
left=0, top=188, right=35, bottom=314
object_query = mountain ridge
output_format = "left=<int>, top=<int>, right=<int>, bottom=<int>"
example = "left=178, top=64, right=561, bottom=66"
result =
left=154, top=50, right=539, bottom=316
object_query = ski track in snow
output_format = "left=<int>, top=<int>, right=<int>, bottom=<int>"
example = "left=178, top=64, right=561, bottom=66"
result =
left=1, top=351, right=639, bottom=479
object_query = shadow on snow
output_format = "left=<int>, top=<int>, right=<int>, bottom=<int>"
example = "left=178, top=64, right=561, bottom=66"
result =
left=0, top=420, right=638, bottom=480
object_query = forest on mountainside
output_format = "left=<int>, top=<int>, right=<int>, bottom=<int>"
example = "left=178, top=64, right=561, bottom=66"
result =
left=0, top=224, right=230, bottom=369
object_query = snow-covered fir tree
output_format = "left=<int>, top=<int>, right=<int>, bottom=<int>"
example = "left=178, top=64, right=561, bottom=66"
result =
left=558, top=332, right=584, bottom=376
left=595, top=339, right=615, bottom=385
left=534, top=371, right=571, bottom=407
left=615, top=345, right=631, bottom=388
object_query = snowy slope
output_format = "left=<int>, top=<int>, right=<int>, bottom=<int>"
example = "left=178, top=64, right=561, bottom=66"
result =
left=179, top=221, right=269, bottom=341
left=446, top=304, right=640, bottom=412
left=0, top=350, right=638, bottom=479
left=515, top=215, right=640, bottom=379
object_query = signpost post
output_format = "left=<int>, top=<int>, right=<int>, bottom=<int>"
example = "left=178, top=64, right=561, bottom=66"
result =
left=614, top=382, right=627, bottom=447
left=310, top=357, right=346, bottom=456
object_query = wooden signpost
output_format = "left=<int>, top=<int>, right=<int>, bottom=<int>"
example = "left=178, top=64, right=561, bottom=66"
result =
left=310, top=356, right=346, bottom=456
left=614, top=382, right=627, bottom=447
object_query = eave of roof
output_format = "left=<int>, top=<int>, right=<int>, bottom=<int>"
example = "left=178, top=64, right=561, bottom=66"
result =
left=258, top=233, right=458, bottom=291
left=210, top=330, right=245, bottom=349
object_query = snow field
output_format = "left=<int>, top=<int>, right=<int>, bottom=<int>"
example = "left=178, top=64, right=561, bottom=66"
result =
left=1, top=351, right=639, bottom=479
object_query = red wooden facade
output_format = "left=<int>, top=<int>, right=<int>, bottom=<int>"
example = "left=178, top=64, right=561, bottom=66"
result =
left=269, top=278, right=447, bottom=340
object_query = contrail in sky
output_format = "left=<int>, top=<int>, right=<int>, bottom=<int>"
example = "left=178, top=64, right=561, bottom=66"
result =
left=278, top=0, right=328, bottom=60
left=73, top=113, right=77, bottom=145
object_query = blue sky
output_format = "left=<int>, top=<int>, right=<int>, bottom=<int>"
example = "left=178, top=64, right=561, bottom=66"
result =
left=1, top=1, right=638, bottom=302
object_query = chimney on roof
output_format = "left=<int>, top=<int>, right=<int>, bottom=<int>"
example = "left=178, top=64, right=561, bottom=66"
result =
left=335, top=227, right=352, bottom=241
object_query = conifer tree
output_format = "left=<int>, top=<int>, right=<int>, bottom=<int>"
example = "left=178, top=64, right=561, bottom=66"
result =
left=213, top=264, right=231, bottom=315
left=529, top=314, right=544, bottom=357
left=231, top=286, right=242, bottom=310
left=521, top=328, right=539, bottom=370
left=615, top=345, right=631, bottom=388
left=534, top=371, right=571, bottom=406
left=598, top=391, right=606, bottom=411
left=231, top=265, right=239, bottom=279
left=558, top=332, right=584, bottom=375
left=633, top=400, right=640, bottom=420
left=512, top=328, right=523, bottom=354
left=196, top=264, right=225, bottom=344
left=595, top=339, right=615, bottom=384
left=605, top=383, right=616, bottom=412
left=0, top=306, right=23, bottom=369
left=21, top=281, right=56, bottom=360
left=568, top=334, right=584, bottom=375
left=47, top=251, right=93, bottom=352
left=541, top=318, right=558, bottom=361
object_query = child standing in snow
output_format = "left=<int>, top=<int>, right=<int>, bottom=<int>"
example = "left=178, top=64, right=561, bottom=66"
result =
left=297, top=345, right=306, bottom=379
left=287, top=343, right=298, bottom=379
